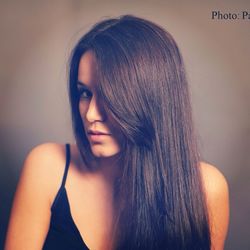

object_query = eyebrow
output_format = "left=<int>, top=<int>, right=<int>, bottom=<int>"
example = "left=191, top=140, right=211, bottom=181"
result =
left=77, top=81, right=90, bottom=89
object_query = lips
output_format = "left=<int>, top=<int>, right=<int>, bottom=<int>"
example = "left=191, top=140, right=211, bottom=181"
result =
left=87, top=129, right=111, bottom=142
left=87, top=129, right=110, bottom=135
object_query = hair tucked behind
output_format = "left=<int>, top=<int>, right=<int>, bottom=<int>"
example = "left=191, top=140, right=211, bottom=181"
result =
left=69, top=15, right=211, bottom=250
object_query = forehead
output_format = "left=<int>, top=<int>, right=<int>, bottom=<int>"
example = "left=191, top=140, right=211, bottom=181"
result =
left=78, top=50, right=98, bottom=88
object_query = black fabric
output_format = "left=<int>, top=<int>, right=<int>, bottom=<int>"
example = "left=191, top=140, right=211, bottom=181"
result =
left=43, top=144, right=89, bottom=250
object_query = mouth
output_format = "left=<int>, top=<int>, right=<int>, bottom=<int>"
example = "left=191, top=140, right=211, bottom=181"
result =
left=87, top=129, right=111, bottom=142
left=87, top=129, right=111, bottom=135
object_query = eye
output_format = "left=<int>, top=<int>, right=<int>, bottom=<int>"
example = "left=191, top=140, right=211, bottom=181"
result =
left=78, top=88, right=92, bottom=100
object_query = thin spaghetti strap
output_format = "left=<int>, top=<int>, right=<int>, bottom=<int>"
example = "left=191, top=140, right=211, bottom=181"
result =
left=61, top=143, right=71, bottom=188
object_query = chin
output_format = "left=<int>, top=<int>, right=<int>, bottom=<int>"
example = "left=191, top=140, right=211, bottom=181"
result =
left=91, top=146, right=120, bottom=158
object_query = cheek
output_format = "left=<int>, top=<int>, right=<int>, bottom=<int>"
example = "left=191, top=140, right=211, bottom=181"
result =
left=113, top=132, right=125, bottom=151
left=104, top=136, right=121, bottom=155
left=79, top=102, right=87, bottom=119
left=108, top=122, right=125, bottom=147
left=79, top=103, right=89, bottom=131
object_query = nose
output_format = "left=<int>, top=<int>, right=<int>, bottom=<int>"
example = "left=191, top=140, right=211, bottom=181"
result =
left=86, top=95, right=106, bottom=123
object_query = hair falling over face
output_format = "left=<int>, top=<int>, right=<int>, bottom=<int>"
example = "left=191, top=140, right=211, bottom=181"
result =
left=69, top=15, right=211, bottom=250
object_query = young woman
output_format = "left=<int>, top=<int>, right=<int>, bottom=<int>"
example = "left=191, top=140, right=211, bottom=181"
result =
left=5, top=15, right=229, bottom=250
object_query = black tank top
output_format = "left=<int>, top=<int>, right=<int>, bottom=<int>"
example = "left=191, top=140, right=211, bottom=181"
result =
left=43, top=144, right=89, bottom=250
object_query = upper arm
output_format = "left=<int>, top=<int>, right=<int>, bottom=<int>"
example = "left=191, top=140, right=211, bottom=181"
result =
left=200, top=162, right=230, bottom=250
left=5, top=143, right=64, bottom=250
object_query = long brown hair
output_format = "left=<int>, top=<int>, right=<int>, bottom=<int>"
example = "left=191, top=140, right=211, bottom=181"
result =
left=69, top=15, right=210, bottom=250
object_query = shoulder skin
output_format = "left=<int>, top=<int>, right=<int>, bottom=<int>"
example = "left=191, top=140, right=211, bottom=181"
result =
left=200, top=162, right=230, bottom=250
left=5, top=143, right=66, bottom=250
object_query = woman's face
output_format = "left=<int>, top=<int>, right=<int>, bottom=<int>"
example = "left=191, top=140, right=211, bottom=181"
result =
left=77, top=50, right=121, bottom=158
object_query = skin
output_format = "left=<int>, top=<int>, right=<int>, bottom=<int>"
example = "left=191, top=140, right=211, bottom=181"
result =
left=4, top=51, right=229, bottom=250
left=77, top=50, right=121, bottom=159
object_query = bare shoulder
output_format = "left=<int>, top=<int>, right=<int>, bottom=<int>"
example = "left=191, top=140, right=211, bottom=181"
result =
left=25, top=142, right=66, bottom=164
left=199, top=162, right=230, bottom=250
left=199, top=162, right=229, bottom=196
left=4, top=142, right=67, bottom=250
left=20, top=142, right=67, bottom=201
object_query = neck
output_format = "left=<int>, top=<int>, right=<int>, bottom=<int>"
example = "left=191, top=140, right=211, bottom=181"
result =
left=90, top=153, right=123, bottom=185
